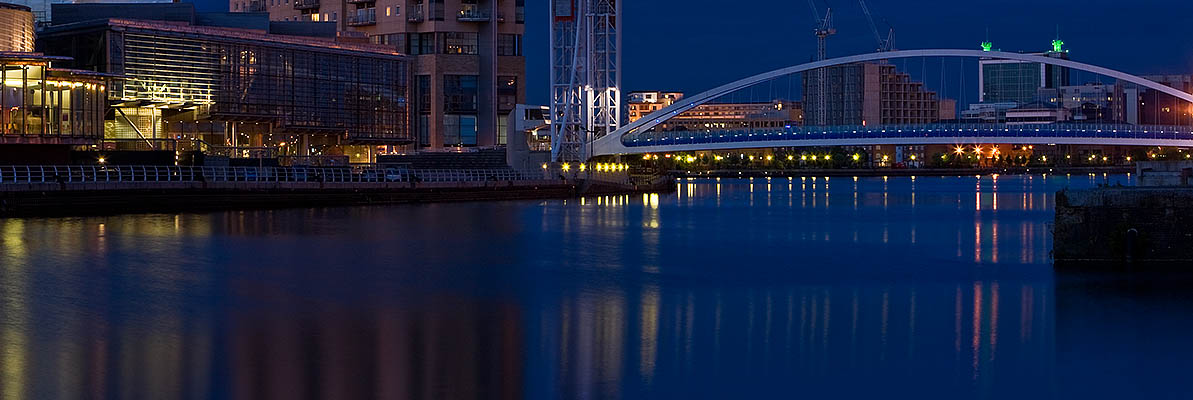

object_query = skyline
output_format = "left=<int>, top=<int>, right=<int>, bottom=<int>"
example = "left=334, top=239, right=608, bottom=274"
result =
left=521, top=0, right=1193, bottom=105
left=186, top=0, right=1193, bottom=104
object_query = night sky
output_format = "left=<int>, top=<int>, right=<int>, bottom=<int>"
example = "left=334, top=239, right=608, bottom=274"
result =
left=193, top=0, right=1193, bottom=105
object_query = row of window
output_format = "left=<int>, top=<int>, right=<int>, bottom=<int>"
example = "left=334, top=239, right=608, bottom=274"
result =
left=370, top=33, right=522, bottom=56
left=415, top=74, right=516, bottom=147
left=232, top=0, right=524, bottom=23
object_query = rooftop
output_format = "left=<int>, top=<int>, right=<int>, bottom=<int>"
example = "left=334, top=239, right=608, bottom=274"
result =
left=42, top=18, right=406, bottom=59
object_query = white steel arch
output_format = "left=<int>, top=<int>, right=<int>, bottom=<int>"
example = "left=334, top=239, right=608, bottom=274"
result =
left=592, top=49, right=1193, bottom=157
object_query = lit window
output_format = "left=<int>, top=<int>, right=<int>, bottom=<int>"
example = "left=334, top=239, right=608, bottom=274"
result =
left=312, top=13, right=319, bottom=21
left=386, top=7, right=391, bottom=16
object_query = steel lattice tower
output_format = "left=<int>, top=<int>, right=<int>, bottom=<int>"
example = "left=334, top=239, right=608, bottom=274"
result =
left=550, top=0, right=621, bottom=162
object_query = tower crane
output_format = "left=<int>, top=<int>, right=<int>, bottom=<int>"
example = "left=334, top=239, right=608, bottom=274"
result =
left=807, top=0, right=835, bottom=126
left=807, top=0, right=836, bottom=61
left=858, top=0, right=894, bottom=51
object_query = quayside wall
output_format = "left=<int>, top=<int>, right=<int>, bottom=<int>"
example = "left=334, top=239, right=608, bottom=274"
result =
left=1054, top=187, right=1193, bottom=265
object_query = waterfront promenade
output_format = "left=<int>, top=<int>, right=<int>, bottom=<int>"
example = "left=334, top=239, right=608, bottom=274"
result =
left=0, top=164, right=664, bottom=216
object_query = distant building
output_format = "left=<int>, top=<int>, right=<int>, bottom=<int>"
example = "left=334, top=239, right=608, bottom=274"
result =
left=1056, top=84, right=1123, bottom=122
left=802, top=62, right=952, bottom=127
left=234, top=0, right=526, bottom=150
left=960, top=102, right=1017, bottom=123
left=660, top=100, right=801, bottom=131
left=40, top=3, right=412, bottom=163
left=626, top=91, right=684, bottom=123
left=1137, top=74, right=1193, bottom=125
left=626, top=91, right=802, bottom=131
left=1005, top=102, right=1071, bottom=125
left=979, top=42, right=1070, bottom=105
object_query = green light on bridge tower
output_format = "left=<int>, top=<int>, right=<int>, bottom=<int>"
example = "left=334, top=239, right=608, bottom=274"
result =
left=981, top=41, right=993, bottom=52
left=1052, top=39, right=1065, bottom=53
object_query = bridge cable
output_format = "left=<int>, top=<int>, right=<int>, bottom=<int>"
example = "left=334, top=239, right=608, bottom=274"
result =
left=940, top=58, right=946, bottom=104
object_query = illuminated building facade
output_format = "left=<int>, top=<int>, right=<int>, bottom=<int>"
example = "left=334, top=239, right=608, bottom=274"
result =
left=40, top=13, right=412, bottom=162
left=0, top=2, right=109, bottom=164
left=231, top=0, right=526, bottom=150
left=626, top=91, right=683, bottom=123
left=658, top=101, right=802, bottom=131
left=627, top=90, right=803, bottom=131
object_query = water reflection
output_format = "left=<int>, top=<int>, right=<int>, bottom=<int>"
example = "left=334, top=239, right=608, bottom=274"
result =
left=3, top=174, right=1188, bottom=398
left=529, top=279, right=1052, bottom=398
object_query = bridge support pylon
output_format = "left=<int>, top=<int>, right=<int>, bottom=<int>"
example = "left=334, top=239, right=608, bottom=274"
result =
left=550, top=0, right=621, bottom=162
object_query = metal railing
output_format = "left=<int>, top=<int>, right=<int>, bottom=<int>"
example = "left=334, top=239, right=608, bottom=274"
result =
left=0, top=165, right=538, bottom=185
left=294, top=0, right=319, bottom=10
left=624, top=123, right=1193, bottom=147
left=100, top=139, right=177, bottom=152
left=245, top=0, right=268, bottom=12
left=207, top=146, right=279, bottom=159
left=457, top=7, right=490, bottom=21
left=347, top=9, right=376, bottom=25
left=407, top=5, right=424, bottom=21
left=278, top=155, right=350, bottom=167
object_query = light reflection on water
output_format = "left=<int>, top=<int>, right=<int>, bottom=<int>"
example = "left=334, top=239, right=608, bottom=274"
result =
left=2, top=174, right=1191, bottom=399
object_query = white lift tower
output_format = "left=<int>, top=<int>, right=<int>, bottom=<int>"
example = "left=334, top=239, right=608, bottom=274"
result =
left=550, top=0, right=622, bottom=162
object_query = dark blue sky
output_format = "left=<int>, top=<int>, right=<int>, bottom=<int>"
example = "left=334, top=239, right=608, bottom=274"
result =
left=194, top=0, right=1193, bottom=104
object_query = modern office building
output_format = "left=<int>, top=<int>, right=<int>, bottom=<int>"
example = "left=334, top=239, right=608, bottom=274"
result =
left=802, top=62, right=954, bottom=127
left=232, top=0, right=526, bottom=150
left=39, top=3, right=413, bottom=163
left=0, top=2, right=111, bottom=163
left=979, top=42, right=1070, bottom=105
left=626, top=91, right=803, bottom=131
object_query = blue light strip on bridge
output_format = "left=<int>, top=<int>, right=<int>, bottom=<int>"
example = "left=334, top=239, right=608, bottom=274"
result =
left=622, top=123, right=1193, bottom=147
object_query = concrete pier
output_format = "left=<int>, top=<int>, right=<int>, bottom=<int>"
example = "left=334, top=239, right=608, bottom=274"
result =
left=1054, top=187, right=1193, bottom=265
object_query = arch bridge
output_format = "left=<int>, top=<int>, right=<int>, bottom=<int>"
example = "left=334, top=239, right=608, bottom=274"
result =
left=589, top=49, right=1193, bottom=158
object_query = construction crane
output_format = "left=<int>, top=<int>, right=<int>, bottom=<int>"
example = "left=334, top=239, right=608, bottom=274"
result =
left=807, top=0, right=836, bottom=61
left=807, top=0, right=835, bottom=126
left=858, top=0, right=894, bottom=51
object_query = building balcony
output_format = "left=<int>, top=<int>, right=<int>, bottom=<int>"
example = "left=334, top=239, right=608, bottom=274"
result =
left=245, top=0, right=268, bottom=12
left=407, top=6, right=424, bottom=22
left=347, top=11, right=376, bottom=26
left=346, top=0, right=372, bottom=4
left=293, top=0, right=319, bottom=10
left=457, top=7, right=490, bottom=22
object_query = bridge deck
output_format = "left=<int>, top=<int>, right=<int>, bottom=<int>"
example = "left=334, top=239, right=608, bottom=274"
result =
left=607, top=123, right=1193, bottom=154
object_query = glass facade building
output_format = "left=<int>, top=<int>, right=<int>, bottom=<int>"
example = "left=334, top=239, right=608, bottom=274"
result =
left=0, top=2, right=109, bottom=148
left=0, top=55, right=109, bottom=145
left=236, top=0, right=526, bottom=150
left=40, top=18, right=412, bottom=156
left=979, top=51, right=1070, bottom=106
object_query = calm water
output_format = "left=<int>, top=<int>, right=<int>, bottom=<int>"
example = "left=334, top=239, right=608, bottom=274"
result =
left=2, top=173, right=1192, bottom=399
